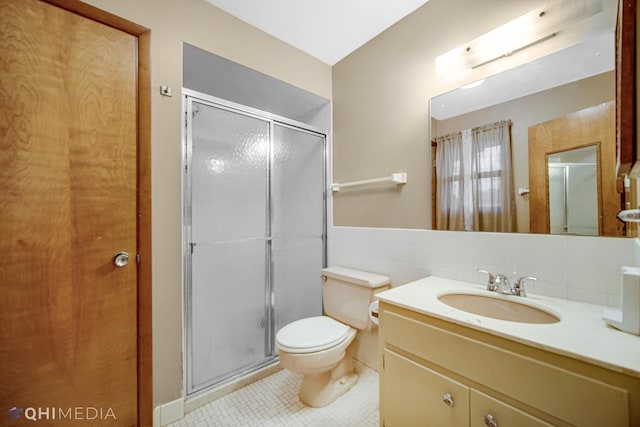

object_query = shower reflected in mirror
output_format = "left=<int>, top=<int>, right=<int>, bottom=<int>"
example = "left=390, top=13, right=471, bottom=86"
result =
left=547, top=145, right=599, bottom=236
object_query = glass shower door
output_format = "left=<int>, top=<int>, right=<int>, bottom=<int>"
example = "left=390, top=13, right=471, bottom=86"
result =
left=184, top=92, right=327, bottom=396
left=187, top=100, right=272, bottom=393
left=548, top=166, right=566, bottom=235
left=272, top=124, right=325, bottom=332
left=548, top=163, right=598, bottom=236
left=566, top=165, right=598, bottom=236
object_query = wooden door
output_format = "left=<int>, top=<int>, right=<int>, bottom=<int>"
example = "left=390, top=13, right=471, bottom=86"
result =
left=528, top=102, right=621, bottom=236
left=0, top=0, right=147, bottom=425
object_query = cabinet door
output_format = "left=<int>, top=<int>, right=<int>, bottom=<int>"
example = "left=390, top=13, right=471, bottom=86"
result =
left=470, top=389, right=553, bottom=427
left=382, top=349, right=470, bottom=427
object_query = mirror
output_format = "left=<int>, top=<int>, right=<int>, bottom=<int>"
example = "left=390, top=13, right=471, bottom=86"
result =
left=429, top=0, right=634, bottom=237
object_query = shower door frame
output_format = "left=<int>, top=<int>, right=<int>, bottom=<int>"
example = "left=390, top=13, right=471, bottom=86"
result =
left=547, top=162, right=599, bottom=235
left=182, top=89, right=328, bottom=396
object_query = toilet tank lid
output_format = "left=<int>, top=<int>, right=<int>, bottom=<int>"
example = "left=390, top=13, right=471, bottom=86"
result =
left=322, top=266, right=390, bottom=288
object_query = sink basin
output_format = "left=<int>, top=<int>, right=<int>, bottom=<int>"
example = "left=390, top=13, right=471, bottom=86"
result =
left=437, top=292, right=560, bottom=324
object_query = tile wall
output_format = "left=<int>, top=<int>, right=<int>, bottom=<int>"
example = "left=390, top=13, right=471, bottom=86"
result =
left=329, top=227, right=638, bottom=308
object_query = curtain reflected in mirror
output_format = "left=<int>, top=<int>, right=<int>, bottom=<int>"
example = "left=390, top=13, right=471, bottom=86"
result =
left=548, top=146, right=599, bottom=236
left=434, top=120, right=516, bottom=232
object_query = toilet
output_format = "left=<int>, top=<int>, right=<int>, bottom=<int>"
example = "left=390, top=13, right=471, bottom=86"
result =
left=276, top=266, right=390, bottom=407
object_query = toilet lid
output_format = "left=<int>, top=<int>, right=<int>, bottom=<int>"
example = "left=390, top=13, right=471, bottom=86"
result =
left=276, top=316, right=351, bottom=353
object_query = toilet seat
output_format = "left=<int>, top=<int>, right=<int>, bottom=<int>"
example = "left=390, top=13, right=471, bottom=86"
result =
left=276, top=316, right=352, bottom=354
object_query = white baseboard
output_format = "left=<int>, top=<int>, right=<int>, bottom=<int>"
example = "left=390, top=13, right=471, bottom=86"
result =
left=153, top=398, right=184, bottom=427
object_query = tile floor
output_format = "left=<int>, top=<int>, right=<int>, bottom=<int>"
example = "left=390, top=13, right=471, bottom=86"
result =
left=169, top=362, right=379, bottom=427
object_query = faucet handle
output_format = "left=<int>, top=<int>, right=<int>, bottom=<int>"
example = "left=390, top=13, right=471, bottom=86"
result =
left=514, top=276, right=538, bottom=297
left=477, top=269, right=497, bottom=291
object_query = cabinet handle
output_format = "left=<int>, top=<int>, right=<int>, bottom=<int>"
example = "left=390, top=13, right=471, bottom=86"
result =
left=442, top=393, right=454, bottom=407
left=484, top=414, right=498, bottom=427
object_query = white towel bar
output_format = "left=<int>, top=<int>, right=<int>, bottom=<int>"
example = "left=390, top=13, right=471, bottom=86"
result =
left=331, top=173, right=407, bottom=192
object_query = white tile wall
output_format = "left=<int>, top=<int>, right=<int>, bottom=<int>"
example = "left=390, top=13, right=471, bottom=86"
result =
left=329, top=226, right=638, bottom=307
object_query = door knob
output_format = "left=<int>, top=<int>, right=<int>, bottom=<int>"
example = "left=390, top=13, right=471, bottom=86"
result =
left=113, top=252, right=130, bottom=267
left=484, top=414, right=498, bottom=427
left=442, top=393, right=454, bottom=407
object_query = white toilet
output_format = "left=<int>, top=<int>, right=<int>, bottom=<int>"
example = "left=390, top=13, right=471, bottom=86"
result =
left=275, top=266, right=390, bottom=407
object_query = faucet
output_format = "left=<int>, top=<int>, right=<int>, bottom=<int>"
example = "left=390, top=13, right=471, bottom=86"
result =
left=477, top=269, right=496, bottom=291
left=493, top=274, right=512, bottom=294
left=513, top=276, right=538, bottom=297
left=478, top=269, right=538, bottom=297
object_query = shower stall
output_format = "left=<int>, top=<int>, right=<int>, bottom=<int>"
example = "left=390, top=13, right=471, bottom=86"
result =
left=183, top=90, right=327, bottom=395
left=548, top=162, right=598, bottom=236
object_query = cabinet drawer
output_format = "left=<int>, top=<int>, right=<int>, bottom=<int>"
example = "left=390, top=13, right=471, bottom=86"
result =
left=382, top=310, right=629, bottom=426
left=383, top=349, right=469, bottom=427
left=470, top=389, right=553, bottom=427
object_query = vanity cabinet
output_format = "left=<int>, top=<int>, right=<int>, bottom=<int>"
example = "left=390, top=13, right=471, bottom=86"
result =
left=382, top=348, right=469, bottom=426
left=469, top=388, right=552, bottom=427
left=382, top=349, right=550, bottom=427
left=379, top=302, right=640, bottom=427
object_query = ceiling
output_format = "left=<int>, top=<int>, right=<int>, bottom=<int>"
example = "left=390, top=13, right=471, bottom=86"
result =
left=205, top=0, right=616, bottom=118
left=206, top=0, right=430, bottom=65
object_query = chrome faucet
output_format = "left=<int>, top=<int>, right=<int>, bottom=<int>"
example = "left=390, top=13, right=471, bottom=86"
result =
left=478, top=269, right=538, bottom=297
left=477, top=269, right=496, bottom=291
left=493, top=274, right=512, bottom=294
left=513, top=276, right=538, bottom=297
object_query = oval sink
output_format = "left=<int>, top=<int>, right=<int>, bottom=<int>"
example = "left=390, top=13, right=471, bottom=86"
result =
left=437, top=292, right=560, bottom=324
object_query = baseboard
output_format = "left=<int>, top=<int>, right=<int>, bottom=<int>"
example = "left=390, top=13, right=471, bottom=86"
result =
left=153, top=398, right=184, bottom=427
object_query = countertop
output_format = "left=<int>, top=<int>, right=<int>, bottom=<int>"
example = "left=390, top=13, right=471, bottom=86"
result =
left=376, top=276, right=640, bottom=378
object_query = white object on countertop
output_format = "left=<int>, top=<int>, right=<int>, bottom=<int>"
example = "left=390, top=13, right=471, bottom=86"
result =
left=603, top=266, right=640, bottom=335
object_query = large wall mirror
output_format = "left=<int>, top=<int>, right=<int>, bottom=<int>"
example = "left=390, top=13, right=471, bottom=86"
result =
left=429, top=0, right=635, bottom=237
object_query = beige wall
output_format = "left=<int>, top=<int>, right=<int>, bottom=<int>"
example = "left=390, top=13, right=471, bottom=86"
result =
left=332, top=0, right=615, bottom=228
left=434, top=72, right=615, bottom=233
left=80, top=0, right=332, bottom=406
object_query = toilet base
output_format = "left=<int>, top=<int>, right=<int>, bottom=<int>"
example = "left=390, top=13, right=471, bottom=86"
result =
left=298, top=346, right=358, bottom=408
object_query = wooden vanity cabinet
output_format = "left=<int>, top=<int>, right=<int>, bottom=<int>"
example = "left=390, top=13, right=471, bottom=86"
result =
left=469, top=389, right=552, bottom=427
left=382, top=348, right=469, bottom=426
left=382, top=349, right=551, bottom=427
left=378, top=302, right=640, bottom=427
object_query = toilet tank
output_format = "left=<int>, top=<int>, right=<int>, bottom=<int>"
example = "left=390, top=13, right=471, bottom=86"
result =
left=321, top=267, right=390, bottom=330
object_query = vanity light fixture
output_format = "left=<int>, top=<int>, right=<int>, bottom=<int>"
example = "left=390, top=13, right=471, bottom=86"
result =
left=435, top=0, right=603, bottom=79
left=460, top=79, right=485, bottom=89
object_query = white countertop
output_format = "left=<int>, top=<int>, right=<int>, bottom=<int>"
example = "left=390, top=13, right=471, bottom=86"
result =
left=376, top=276, right=640, bottom=378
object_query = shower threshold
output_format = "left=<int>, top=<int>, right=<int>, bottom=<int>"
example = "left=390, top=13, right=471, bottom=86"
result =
left=185, top=358, right=282, bottom=413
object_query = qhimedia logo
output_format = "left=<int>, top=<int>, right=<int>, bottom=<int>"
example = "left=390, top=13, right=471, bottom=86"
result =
left=8, top=407, right=24, bottom=419
left=7, top=406, right=116, bottom=421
